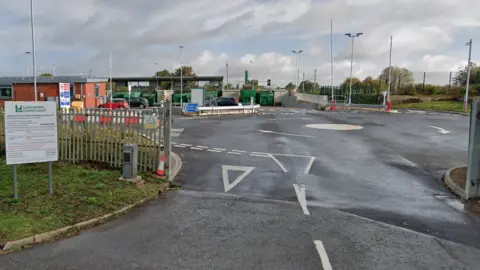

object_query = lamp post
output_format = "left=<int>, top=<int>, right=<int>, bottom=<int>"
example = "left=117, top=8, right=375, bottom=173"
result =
left=154, top=62, right=159, bottom=89
left=465, top=39, right=473, bottom=112
left=29, top=0, right=38, bottom=101
left=292, top=50, right=303, bottom=89
left=345, top=32, right=363, bottom=105
left=226, top=61, right=229, bottom=89
left=179, top=45, right=184, bottom=107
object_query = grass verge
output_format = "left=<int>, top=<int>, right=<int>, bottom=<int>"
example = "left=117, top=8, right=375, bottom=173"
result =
left=393, top=100, right=470, bottom=113
left=0, top=158, right=166, bottom=245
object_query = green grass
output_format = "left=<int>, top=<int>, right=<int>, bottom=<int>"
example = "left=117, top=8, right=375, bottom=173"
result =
left=0, top=158, right=165, bottom=245
left=393, top=100, right=470, bottom=113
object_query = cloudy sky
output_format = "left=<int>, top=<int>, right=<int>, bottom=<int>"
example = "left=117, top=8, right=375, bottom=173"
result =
left=1, top=0, right=479, bottom=86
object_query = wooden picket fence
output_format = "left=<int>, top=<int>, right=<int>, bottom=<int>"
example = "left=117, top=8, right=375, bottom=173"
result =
left=0, top=108, right=164, bottom=173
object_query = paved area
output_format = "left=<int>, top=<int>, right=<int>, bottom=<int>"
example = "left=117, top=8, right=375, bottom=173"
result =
left=2, top=108, right=480, bottom=269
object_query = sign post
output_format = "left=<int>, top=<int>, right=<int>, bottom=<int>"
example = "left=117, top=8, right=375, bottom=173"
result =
left=5, top=101, right=58, bottom=198
left=58, top=83, right=71, bottom=109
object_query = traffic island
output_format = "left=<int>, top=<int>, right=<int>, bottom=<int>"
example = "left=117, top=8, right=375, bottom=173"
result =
left=444, top=166, right=480, bottom=213
left=0, top=159, right=171, bottom=253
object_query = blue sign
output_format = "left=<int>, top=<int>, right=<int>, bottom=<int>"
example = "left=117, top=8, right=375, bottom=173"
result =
left=183, top=103, right=198, bottom=113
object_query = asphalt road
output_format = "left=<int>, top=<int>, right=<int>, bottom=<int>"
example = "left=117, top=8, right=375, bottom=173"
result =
left=2, top=107, right=480, bottom=269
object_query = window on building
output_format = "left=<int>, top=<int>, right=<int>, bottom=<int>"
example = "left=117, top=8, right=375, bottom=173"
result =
left=0, top=86, right=12, bottom=99
left=94, top=84, right=100, bottom=97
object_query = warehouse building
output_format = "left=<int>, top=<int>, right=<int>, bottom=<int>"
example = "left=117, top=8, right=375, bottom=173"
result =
left=0, top=76, right=108, bottom=108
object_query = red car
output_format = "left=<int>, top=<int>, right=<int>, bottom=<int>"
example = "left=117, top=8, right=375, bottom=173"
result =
left=98, top=98, right=129, bottom=109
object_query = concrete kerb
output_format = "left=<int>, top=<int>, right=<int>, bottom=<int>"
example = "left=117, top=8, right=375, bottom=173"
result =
left=1, top=181, right=171, bottom=252
left=443, top=166, right=467, bottom=200
left=169, top=151, right=182, bottom=182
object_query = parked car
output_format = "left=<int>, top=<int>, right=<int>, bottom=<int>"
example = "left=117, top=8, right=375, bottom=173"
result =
left=98, top=98, right=129, bottom=109
left=126, top=97, right=149, bottom=108
left=214, top=96, right=239, bottom=106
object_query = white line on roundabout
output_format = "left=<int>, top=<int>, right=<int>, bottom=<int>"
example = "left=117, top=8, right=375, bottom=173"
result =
left=258, top=129, right=315, bottom=138
left=270, top=154, right=287, bottom=172
left=208, top=149, right=222, bottom=153
left=304, top=157, right=315, bottom=174
left=190, top=147, right=204, bottom=150
left=228, top=152, right=242, bottom=155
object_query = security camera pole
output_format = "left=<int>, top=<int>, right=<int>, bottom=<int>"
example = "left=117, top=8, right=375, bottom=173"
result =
left=345, top=32, right=363, bottom=106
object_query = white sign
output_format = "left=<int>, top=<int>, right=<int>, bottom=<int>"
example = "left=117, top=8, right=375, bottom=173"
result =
left=59, top=83, right=71, bottom=108
left=191, top=88, right=204, bottom=106
left=5, top=102, right=59, bottom=165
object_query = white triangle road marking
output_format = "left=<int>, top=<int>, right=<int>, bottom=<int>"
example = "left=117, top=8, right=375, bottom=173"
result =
left=222, top=165, right=255, bottom=192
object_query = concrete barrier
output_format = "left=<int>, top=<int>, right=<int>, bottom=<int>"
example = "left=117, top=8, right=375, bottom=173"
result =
left=296, top=93, right=329, bottom=105
left=196, top=105, right=260, bottom=116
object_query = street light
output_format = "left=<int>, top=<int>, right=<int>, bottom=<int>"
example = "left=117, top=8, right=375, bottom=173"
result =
left=465, top=39, right=473, bottom=112
left=345, top=32, right=363, bottom=105
left=30, top=0, right=38, bottom=101
left=179, top=45, right=184, bottom=107
left=154, top=62, right=159, bottom=89
left=292, top=50, right=303, bottom=89
left=226, top=61, right=229, bottom=89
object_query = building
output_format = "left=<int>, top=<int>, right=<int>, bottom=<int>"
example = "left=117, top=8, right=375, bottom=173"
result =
left=111, top=76, right=224, bottom=91
left=0, top=76, right=108, bottom=108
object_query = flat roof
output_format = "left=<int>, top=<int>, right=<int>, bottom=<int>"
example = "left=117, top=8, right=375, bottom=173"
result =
left=0, top=76, right=108, bottom=85
left=112, top=76, right=224, bottom=82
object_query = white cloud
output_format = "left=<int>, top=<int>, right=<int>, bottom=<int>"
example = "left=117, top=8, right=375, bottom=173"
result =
left=1, top=0, right=480, bottom=86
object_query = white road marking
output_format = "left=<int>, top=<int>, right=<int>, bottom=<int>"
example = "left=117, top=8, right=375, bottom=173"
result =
left=228, top=152, right=242, bottom=155
left=172, top=128, right=185, bottom=132
left=213, top=148, right=226, bottom=151
left=231, top=150, right=246, bottom=153
left=222, top=165, right=255, bottom=192
left=250, top=153, right=270, bottom=157
left=304, top=157, right=315, bottom=174
left=271, top=153, right=313, bottom=158
left=428, top=125, right=450, bottom=134
left=306, top=124, right=363, bottom=131
left=292, top=184, right=310, bottom=215
left=268, top=118, right=313, bottom=121
left=173, top=145, right=186, bottom=148
left=258, top=129, right=315, bottom=138
left=190, top=147, right=204, bottom=150
left=314, top=240, right=332, bottom=270
left=196, top=146, right=209, bottom=148
left=270, top=154, right=287, bottom=172
left=208, top=149, right=222, bottom=153
left=252, top=152, right=269, bottom=155
left=179, top=144, right=192, bottom=147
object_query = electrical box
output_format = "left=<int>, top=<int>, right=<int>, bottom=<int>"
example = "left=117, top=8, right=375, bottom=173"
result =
left=123, top=144, right=138, bottom=179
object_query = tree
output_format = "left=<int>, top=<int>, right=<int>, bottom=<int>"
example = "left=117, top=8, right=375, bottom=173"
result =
left=453, top=62, right=480, bottom=87
left=153, top=69, right=172, bottom=90
left=224, top=83, right=233, bottom=89
left=250, top=79, right=259, bottom=89
left=298, top=80, right=320, bottom=93
left=173, top=66, right=195, bottom=76
left=341, top=77, right=363, bottom=90
left=40, top=73, right=53, bottom=76
left=378, top=66, right=414, bottom=94
left=285, top=82, right=296, bottom=90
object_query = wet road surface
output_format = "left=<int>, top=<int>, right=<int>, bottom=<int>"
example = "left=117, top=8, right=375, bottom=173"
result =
left=2, top=107, right=480, bottom=269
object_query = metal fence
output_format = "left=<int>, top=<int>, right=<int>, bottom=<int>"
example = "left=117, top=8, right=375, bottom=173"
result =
left=0, top=107, right=166, bottom=173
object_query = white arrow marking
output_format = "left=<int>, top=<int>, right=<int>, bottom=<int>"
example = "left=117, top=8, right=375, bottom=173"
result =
left=314, top=240, right=332, bottom=270
left=258, top=129, right=315, bottom=138
left=293, top=184, right=310, bottom=215
left=222, top=165, right=255, bottom=192
left=428, top=125, right=450, bottom=134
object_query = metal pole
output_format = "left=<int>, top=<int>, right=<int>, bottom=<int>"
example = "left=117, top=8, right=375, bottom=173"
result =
left=109, top=52, right=112, bottom=102
left=330, top=19, right=334, bottom=102
left=302, top=72, right=305, bottom=92
left=387, top=36, right=393, bottom=101
left=179, top=46, right=184, bottom=108
left=465, top=39, right=473, bottom=112
left=13, top=165, right=18, bottom=199
left=30, top=0, right=37, bottom=101
left=448, top=71, right=452, bottom=92
left=422, top=72, right=426, bottom=93
left=295, top=53, right=299, bottom=87
left=48, top=161, right=53, bottom=194
left=348, top=36, right=355, bottom=105
left=226, top=61, right=229, bottom=89
left=313, top=68, right=317, bottom=92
